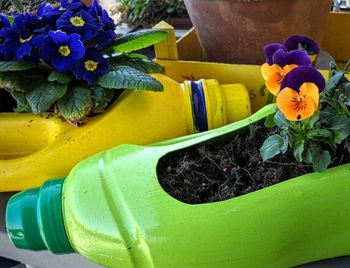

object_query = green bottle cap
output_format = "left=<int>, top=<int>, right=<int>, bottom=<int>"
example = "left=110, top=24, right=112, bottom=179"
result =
left=6, top=179, right=74, bottom=254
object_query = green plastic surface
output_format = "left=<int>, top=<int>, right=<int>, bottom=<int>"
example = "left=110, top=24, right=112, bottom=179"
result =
left=6, top=179, right=74, bottom=254
left=6, top=104, right=350, bottom=267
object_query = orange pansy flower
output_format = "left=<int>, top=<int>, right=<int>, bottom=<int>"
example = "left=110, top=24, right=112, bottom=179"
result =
left=277, top=82, right=319, bottom=121
left=261, top=63, right=297, bottom=96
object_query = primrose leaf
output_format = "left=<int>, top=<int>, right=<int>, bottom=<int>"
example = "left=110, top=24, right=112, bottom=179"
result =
left=26, top=81, right=67, bottom=114
left=311, top=149, right=331, bottom=172
left=5, top=15, right=14, bottom=25
left=8, top=90, right=31, bottom=112
left=48, top=71, right=73, bottom=84
left=9, top=0, right=24, bottom=13
left=105, top=29, right=168, bottom=53
left=97, top=65, right=163, bottom=91
left=109, top=56, right=164, bottom=73
left=91, top=86, right=115, bottom=113
left=264, top=113, right=276, bottom=128
left=0, top=72, right=29, bottom=91
left=57, top=86, right=93, bottom=125
left=274, top=111, right=291, bottom=128
left=293, top=141, right=304, bottom=162
left=260, top=134, right=288, bottom=161
left=326, top=70, right=346, bottom=91
left=0, top=61, right=37, bottom=71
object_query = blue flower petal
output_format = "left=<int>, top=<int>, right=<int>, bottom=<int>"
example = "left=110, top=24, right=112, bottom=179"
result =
left=52, top=56, right=74, bottom=72
left=68, top=37, right=85, bottom=60
left=0, top=15, right=11, bottom=29
left=16, top=43, right=32, bottom=59
left=281, top=66, right=325, bottom=92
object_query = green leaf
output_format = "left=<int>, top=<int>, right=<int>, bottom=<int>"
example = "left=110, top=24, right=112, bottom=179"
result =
left=105, top=29, right=168, bottom=53
left=26, top=81, right=67, bottom=114
left=326, top=70, right=346, bottom=91
left=9, top=90, right=31, bottom=112
left=320, top=106, right=337, bottom=120
left=57, top=86, right=93, bottom=125
left=0, top=72, right=29, bottom=91
left=5, top=15, right=14, bottom=25
left=48, top=71, right=73, bottom=84
left=91, top=86, right=115, bottom=113
left=304, top=112, right=319, bottom=128
left=307, top=129, right=332, bottom=139
left=346, top=137, right=350, bottom=154
left=10, top=0, right=24, bottom=13
left=329, top=116, right=350, bottom=130
left=97, top=65, right=163, bottom=91
left=311, top=148, right=331, bottom=172
left=264, top=113, right=275, bottom=128
left=302, top=147, right=313, bottom=164
left=293, top=141, right=304, bottom=162
left=260, top=134, right=288, bottom=161
left=274, top=111, right=291, bottom=128
left=333, top=128, right=350, bottom=144
left=127, top=53, right=149, bottom=60
left=0, top=61, right=37, bottom=71
left=109, top=56, right=164, bottom=74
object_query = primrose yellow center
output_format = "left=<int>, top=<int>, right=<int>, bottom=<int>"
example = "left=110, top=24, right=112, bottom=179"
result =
left=20, top=35, right=33, bottom=43
left=70, top=16, right=85, bottom=27
left=85, top=60, right=98, bottom=72
left=0, top=37, right=3, bottom=44
left=58, top=45, right=71, bottom=57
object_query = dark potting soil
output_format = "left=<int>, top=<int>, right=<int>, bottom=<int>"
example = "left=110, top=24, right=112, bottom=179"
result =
left=157, top=123, right=350, bottom=204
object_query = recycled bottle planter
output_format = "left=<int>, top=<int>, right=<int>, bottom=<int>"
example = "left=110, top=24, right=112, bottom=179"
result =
left=6, top=104, right=350, bottom=268
left=184, top=0, right=333, bottom=64
left=0, top=74, right=250, bottom=192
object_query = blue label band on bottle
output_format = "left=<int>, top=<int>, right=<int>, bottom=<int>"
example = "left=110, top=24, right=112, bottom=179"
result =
left=190, top=81, right=208, bottom=132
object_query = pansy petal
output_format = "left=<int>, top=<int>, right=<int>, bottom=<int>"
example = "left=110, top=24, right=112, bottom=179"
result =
left=281, top=66, right=325, bottom=93
left=261, top=63, right=281, bottom=80
left=284, top=35, right=320, bottom=54
left=299, top=82, right=320, bottom=107
left=264, top=43, right=286, bottom=65
left=272, top=49, right=311, bottom=67
left=277, top=87, right=317, bottom=121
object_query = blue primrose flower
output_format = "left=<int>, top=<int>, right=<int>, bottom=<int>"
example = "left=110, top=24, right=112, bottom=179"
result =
left=0, top=13, right=46, bottom=61
left=38, top=0, right=84, bottom=23
left=73, top=48, right=109, bottom=85
left=40, top=30, right=86, bottom=72
left=0, top=15, right=11, bottom=29
left=56, top=9, right=103, bottom=41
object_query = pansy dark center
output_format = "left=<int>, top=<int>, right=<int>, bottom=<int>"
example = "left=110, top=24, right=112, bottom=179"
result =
left=20, top=35, right=33, bottom=43
left=59, top=45, right=71, bottom=56
left=70, top=16, right=85, bottom=27
left=85, top=60, right=98, bottom=71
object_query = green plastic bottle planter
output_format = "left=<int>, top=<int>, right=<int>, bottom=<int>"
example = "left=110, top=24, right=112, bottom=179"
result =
left=6, top=104, right=350, bottom=268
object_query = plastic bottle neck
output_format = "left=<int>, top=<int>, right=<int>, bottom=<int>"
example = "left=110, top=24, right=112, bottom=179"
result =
left=6, top=178, right=74, bottom=254
left=181, top=79, right=251, bottom=133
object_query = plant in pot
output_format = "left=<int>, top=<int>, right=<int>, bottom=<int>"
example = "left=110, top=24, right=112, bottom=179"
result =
left=6, top=36, right=350, bottom=267
left=119, top=0, right=189, bottom=27
left=0, top=0, right=168, bottom=124
left=184, top=0, right=333, bottom=64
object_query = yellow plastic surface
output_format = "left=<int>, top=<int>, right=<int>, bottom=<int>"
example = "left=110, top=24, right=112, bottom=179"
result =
left=0, top=75, right=250, bottom=191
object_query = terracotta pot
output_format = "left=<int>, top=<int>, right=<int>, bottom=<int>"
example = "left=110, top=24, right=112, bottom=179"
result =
left=184, top=0, right=333, bottom=64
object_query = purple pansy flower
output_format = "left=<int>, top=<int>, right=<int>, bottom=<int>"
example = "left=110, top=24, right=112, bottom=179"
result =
left=272, top=49, right=312, bottom=67
left=284, top=35, right=320, bottom=55
left=264, top=43, right=287, bottom=65
left=281, top=66, right=325, bottom=93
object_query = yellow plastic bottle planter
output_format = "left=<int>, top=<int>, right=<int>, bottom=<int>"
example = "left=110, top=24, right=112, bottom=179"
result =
left=6, top=104, right=350, bottom=268
left=0, top=74, right=251, bottom=191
